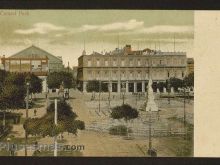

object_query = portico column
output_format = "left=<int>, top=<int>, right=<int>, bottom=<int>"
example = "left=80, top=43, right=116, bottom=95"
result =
left=142, top=81, right=145, bottom=92
left=83, top=81, right=87, bottom=92
left=134, top=82, right=137, bottom=93
left=126, top=81, right=129, bottom=93
left=109, top=81, right=112, bottom=92
left=117, top=81, right=121, bottom=93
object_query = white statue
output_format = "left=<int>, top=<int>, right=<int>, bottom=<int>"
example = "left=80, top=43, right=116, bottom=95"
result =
left=157, top=88, right=160, bottom=93
left=163, top=87, right=166, bottom=93
left=146, top=78, right=158, bottom=112
left=171, top=87, right=174, bottom=93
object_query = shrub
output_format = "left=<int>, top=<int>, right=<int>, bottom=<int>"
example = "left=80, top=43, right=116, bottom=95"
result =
left=109, top=125, right=132, bottom=136
left=24, top=100, right=85, bottom=137
left=111, top=104, right=138, bottom=121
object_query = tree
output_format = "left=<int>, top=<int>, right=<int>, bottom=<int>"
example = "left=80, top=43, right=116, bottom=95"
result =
left=23, top=100, right=85, bottom=137
left=184, top=72, right=194, bottom=87
left=47, top=71, right=73, bottom=89
left=86, top=80, right=99, bottom=92
left=25, top=73, right=42, bottom=99
left=157, top=82, right=166, bottom=93
left=0, top=70, right=8, bottom=92
left=169, top=77, right=184, bottom=92
left=0, top=73, right=26, bottom=109
left=28, top=73, right=42, bottom=95
left=0, top=84, right=26, bottom=109
left=111, top=104, right=138, bottom=137
left=111, top=104, right=138, bottom=121
left=152, top=82, right=157, bottom=92
left=86, top=80, right=108, bottom=92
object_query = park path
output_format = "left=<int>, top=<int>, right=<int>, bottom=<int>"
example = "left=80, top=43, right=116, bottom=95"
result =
left=5, top=89, right=193, bottom=156
left=8, top=96, right=48, bottom=156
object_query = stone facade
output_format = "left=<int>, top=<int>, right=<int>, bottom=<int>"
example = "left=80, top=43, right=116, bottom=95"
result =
left=77, top=45, right=187, bottom=93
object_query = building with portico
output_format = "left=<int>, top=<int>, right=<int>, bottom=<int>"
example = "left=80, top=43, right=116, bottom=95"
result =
left=0, top=45, right=64, bottom=92
left=77, top=45, right=187, bottom=93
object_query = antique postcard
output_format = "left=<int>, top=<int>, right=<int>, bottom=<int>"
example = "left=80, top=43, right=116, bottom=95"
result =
left=0, top=10, right=195, bottom=157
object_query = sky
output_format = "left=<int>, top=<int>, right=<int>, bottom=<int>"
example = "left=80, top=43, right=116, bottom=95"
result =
left=0, top=10, right=194, bottom=66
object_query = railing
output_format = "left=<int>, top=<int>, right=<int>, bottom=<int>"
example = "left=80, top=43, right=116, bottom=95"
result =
left=85, top=124, right=186, bottom=138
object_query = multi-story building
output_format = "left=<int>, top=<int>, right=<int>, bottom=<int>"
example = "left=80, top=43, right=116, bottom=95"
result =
left=77, top=45, right=187, bottom=93
left=187, top=58, right=194, bottom=75
left=0, top=45, right=64, bottom=92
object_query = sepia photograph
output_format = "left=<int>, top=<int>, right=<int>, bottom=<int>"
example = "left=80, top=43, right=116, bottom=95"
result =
left=0, top=10, right=194, bottom=157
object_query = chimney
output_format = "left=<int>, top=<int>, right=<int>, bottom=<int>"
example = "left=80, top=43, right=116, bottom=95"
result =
left=124, top=45, right=132, bottom=55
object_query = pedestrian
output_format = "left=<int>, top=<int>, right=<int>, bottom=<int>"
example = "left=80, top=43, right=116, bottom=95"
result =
left=34, top=109, right=37, bottom=116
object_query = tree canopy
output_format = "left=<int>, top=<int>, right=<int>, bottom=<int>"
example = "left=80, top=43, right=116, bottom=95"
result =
left=23, top=100, right=85, bottom=137
left=86, top=80, right=108, bottom=92
left=111, top=104, right=139, bottom=121
left=0, top=72, right=26, bottom=109
left=0, top=71, right=42, bottom=110
left=184, top=72, right=194, bottom=87
left=26, top=73, right=42, bottom=94
left=168, top=77, right=184, bottom=92
left=47, top=71, right=73, bottom=89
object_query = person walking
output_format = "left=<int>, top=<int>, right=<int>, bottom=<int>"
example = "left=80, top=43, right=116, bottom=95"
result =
left=34, top=109, right=37, bottom=116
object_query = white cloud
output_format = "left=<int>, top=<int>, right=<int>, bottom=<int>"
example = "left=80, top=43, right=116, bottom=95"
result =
left=132, top=38, right=193, bottom=43
left=15, top=22, right=66, bottom=35
left=80, top=19, right=144, bottom=32
left=135, top=25, right=193, bottom=34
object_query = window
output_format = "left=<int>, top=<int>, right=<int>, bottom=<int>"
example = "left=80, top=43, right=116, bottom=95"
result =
left=88, top=59, right=91, bottom=66
left=129, top=72, right=133, bottom=78
left=137, top=59, right=141, bottom=66
left=88, top=71, right=92, bottom=79
left=105, top=59, right=108, bottom=66
left=146, top=72, right=148, bottom=78
left=181, top=59, right=185, bottom=65
left=173, top=59, right=177, bottom=65
left=122, top=72, right=125, bottom=78
left=145, top=60, right=149, bottom=66
left=182, top=71, right=184, bottom=77
left=113, top=59, right=117, bottom=66
left=129, top=59, right=133, bottom=66
left=105, top=71, right=108, bottom=77
left=159, top=60, right=162, bottom=65
left=167, top=71, right=170, bottom=78
left=138, top=71, right=141, bottom=79
left=121, top=59, right=125, bottom=66
left=96, top=59, right=100, bottom=66
left=174, top=71, right=177, bottom=77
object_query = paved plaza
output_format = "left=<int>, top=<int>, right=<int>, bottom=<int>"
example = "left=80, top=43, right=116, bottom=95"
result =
left=4, top=89, right=194, bottom=156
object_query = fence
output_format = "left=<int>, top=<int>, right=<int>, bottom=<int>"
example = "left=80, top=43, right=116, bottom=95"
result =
left=85, top=124, right=186, bottom=138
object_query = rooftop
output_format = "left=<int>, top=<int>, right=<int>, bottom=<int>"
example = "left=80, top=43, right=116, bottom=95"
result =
left=85, top=44, right=186, bottom=56
left=8, top=45, right=62, bottom=62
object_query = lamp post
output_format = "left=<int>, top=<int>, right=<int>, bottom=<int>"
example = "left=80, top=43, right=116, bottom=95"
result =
left=148, top=108, right=152, bottom=151
left=54, top=99, right=58, bottom=157
left=183, top=86, right=186, bottom=128
left=3, top=110, right=5, bottom=130
left=67, top=61, right=70, bottom=99
left=108, top=82, right=111, bottom=108
left=25, top=82, right=30, bottom=156
left=167, top=79, right=171, bottom=104
left=7, top=138, right=11, bottom=156
left=98, top=80, right=101, bottom=112
left=122, top=82, right=126, bottom=105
